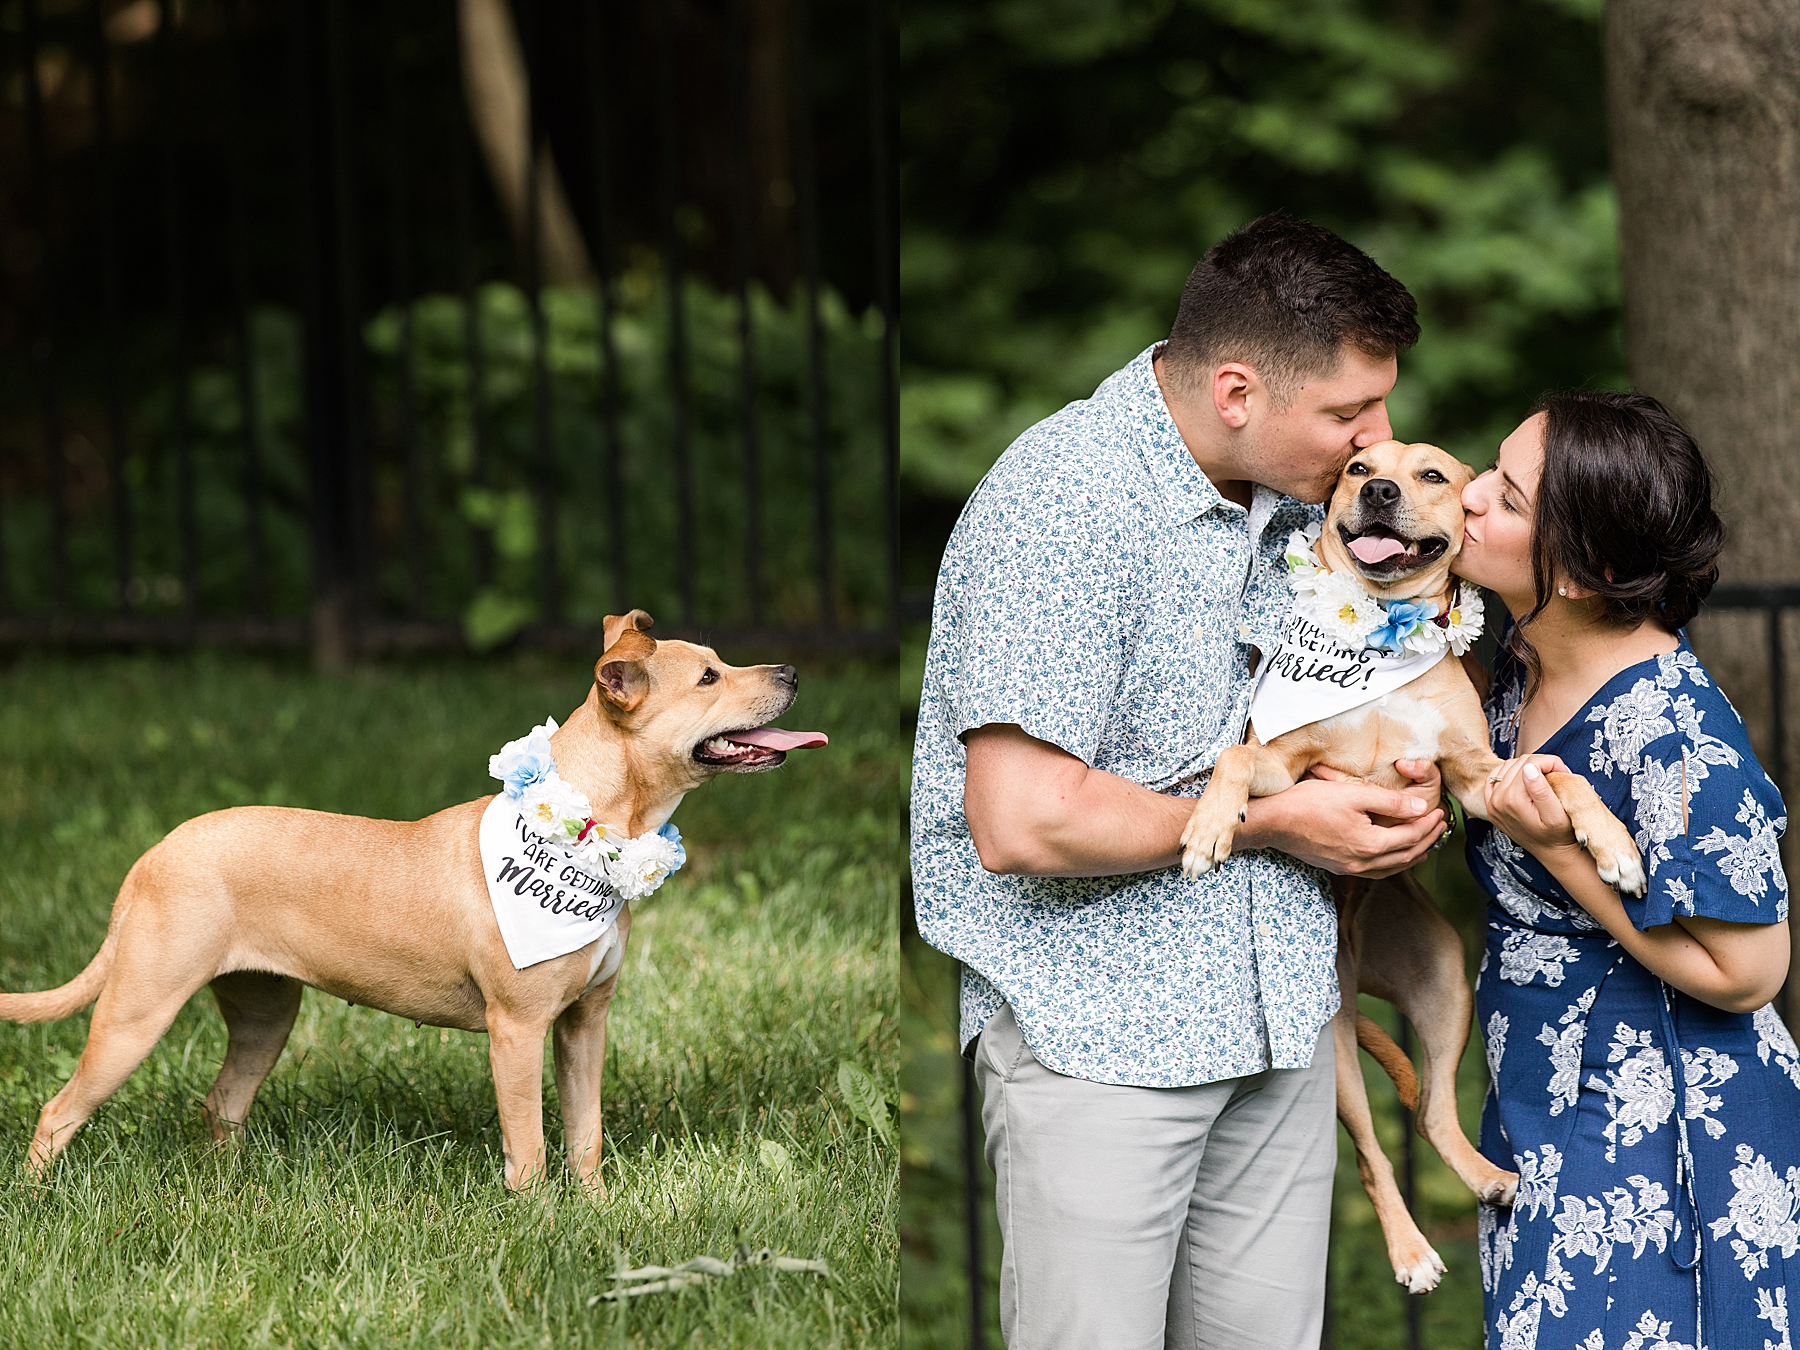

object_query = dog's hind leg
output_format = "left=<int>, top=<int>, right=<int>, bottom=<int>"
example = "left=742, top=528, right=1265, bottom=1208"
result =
left=1333, top=943, right=1446, bottom=1294
left=202, top=972, right=303, bottom=1141
left=1355, top=874, right=1517, bottom=1207
left=27, top=961, right=209, bottom=1170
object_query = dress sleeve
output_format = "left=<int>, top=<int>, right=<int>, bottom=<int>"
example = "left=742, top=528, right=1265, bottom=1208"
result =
left=1624, top=681, right=1790, bottom=930
left=945, top=460, right=1141, bottom=767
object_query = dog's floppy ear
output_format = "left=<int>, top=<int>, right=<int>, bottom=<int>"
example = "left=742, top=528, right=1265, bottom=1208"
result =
left=602, top=609, right=655, bottom=652
left=595, top=628, right=657, bottom=713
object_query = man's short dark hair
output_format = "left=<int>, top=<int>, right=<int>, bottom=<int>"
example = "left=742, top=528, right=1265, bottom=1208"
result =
left=1163, top=213, right=1419, bottom=404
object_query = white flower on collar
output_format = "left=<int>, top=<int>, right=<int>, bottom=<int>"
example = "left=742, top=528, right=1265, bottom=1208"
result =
left=1285, top=525, right=1326, bottom=595
left=1438, top=586, right=1485, bottom=657
left=518, top=772, right=593, bottom=843
left=611, top=830, right=683, bottom=900
left=1310, top=569, right=1386, bottom=648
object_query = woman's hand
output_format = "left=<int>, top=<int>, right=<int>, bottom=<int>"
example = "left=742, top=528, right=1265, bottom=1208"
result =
left=1485, top=755, right=1580, bottom=859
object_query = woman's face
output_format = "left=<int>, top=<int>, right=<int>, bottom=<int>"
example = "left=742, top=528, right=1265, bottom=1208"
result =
left=1457, top=412, right=1544, bottom=609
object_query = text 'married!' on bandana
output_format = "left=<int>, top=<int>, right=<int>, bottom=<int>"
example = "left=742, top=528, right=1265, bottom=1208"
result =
left=479, top=793, right=627, bottom=970
left=1248, top=607, right=1448, bottom=744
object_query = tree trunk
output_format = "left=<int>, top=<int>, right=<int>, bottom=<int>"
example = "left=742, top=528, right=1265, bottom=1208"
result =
left=1606, top=0, right=1800, bottom=1024
left=459, top=0, right=593, bottom=286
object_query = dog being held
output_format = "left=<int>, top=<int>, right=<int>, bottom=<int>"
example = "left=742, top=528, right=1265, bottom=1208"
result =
left=0, top=610, right=825, bottom=1192
left=1177, top=439, right=1647, bottom=1293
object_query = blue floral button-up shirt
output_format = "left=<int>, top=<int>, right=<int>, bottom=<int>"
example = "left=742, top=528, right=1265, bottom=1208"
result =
left=910, top=345, right=1339, bottom=1087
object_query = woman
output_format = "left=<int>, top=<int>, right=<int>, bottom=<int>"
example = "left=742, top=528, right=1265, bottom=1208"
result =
left=1457, top=390, right=1795, bottom=1350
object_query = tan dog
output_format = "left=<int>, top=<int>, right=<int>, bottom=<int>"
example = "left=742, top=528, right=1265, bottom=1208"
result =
left=1178, top=440, right=1647, bottom=1292
left=0, top=610, right=823, bottom=1192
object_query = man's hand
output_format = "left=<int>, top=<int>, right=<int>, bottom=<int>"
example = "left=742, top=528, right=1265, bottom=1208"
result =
left=1238, top=775, right=1444, bottom=878
left=1307, top=759, right=1441, bottom=825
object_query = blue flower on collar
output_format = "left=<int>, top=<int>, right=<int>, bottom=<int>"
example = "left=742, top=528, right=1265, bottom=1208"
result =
left=656, top=820, right=687, bottom=870
left=1367, top=599, right=1436, bottom=655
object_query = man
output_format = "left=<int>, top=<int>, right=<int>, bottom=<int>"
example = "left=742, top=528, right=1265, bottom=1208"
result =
left=911, top=214, right=1446, bottom=1349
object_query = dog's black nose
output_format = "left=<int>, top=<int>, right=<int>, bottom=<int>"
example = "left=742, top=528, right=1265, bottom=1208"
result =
left=772, top=664, right=798, bottom=688
left=1359, top=477, right=1401, bottom=508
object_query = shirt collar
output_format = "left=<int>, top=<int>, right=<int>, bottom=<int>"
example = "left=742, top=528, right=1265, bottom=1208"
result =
left=1104, top=344, right=1226, bottom=524
left=1109, top=344, right=1299, bottom=542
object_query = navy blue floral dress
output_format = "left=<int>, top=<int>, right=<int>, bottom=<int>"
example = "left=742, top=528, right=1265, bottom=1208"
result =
left=1471, top=636, right=1796, bottom=1350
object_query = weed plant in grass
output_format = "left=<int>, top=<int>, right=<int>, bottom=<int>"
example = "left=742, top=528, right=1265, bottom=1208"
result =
left=0, top=652, right=900, bottom=1348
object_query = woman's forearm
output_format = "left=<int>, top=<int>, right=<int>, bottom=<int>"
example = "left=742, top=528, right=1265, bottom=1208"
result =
left=1536, top=843, right=1788, bottom=1012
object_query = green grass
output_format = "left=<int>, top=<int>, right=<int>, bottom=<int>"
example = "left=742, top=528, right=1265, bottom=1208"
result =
left=901, top=838, right=1495, bottom=1350
left=0, top=651, right=901, bottom=1348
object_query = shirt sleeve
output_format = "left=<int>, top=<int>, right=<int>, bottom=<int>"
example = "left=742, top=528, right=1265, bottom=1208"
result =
left=1624, top=708, right=1790, bottom=931
left=943, top=458, right=1141, bottom=767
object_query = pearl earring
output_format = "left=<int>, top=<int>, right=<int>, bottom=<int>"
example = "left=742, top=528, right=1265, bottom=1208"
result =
left=1558, top=587, right=1568, bottom=597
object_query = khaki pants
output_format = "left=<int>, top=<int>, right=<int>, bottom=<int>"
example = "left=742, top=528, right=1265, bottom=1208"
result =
left=975, top=1004, right=1336, bottom=1350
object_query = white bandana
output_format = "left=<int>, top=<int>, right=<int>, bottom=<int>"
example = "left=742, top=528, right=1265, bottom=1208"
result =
left=479, top=794, right=629, bottom=969
left=479, top=717, right=686, bottom=970
left=1248, top=608, right=1447, bottom=743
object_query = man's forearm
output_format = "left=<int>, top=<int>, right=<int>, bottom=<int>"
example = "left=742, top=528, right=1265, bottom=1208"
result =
left=963, top=723, right=1443, bottom=880
left=970, top=760, right=1193, bottom=878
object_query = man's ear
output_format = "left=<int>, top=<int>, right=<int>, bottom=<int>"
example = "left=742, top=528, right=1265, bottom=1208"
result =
left=1211, top=363, right=1255, bottom=429
left=603, top=609, right=655, bottom=652
left=595, top=629, right=657, bottom=713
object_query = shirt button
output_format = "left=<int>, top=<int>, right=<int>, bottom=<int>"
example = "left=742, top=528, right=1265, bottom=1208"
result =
left=1237, top=622, right=1253, bottom=642
left=1257, top=922, right=1271, bottom=938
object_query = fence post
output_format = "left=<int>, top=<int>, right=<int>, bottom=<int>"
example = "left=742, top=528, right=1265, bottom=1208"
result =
left=584, top=2, right=628, bottom=616
left=90, top=0, right=131, bottom=613
left=228, top=0, right=270, bottom=618
left=731, top=0, right=766, bottom=629
left=655, top=0, right=696, bottom=622
left=962, top=1038, right=986, bottom=1350
left=23, top=0, right=69, bottom=617
left=868, top=0, right=898, bottom=637
left=156, top=0, right=198, bottom=620
left=290, top=0, right=361, bottom=668
left=519, top=0, right=559, bottom=625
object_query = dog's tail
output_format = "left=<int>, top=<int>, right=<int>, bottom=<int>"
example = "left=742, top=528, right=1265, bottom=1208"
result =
left=1356, top=1013, right=1419, bottom=1112
left=0, top=897, right=126, bottom=1024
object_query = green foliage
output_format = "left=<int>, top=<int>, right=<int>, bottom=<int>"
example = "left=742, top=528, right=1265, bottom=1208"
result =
left=900, top=0, right=1626, bottom=500
left=837, top=1060, right=896, bottom=1147
left=4, top=274, right=891, bottom=637
left=0, top=652, right=901, bottom=1347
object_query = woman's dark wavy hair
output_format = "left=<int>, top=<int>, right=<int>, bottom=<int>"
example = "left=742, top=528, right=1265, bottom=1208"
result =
left=1509, top=390, right=1724, bottom=692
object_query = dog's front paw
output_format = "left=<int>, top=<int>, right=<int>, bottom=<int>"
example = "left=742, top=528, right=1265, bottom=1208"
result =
left=1393, top=1246, right=1447, bottom=1295
left=1566, top=797, right=1648, bottom=897
left=1584, top=822, right=1647, bottom=897
left=1479, top=1171, right=1520, bottom=1208
left=1179, top=801, right=1239, bottom=880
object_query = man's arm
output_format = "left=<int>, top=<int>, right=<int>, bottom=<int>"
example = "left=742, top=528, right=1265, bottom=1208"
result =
left=963, top=723, right=1446, bottom=879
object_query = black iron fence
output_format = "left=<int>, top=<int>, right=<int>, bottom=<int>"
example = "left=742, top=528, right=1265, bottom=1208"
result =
left=0, top=0, right=896, bottom=662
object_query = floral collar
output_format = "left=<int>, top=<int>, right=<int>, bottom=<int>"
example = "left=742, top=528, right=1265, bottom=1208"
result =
left=1284, top=524, right=1484, bottom=657
left=487, top=718, right=686, bottom=901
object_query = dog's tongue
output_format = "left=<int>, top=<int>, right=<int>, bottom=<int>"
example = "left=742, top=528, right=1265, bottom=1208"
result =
left=722, top=727, right=829, bottom=751
left=1348, top=534, right=1408, bottom=564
